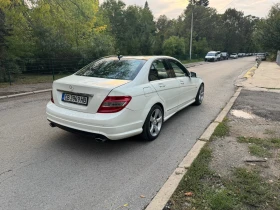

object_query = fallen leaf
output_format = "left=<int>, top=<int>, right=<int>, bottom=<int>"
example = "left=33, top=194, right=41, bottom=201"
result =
left=184, top=192, right=193, bottom=197
left=123, top=203, right=129, bottom=207
left=140, top=195, right=146, bottom=198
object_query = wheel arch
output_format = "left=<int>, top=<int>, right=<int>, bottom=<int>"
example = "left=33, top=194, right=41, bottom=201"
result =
left=141, top=102, right=165, bottom=128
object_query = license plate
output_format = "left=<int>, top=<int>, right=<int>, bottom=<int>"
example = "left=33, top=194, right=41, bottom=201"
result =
left=62, top=93, right=88, bottom=106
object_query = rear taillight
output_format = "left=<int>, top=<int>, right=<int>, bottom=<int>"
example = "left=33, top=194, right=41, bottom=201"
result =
left=97, top=96, right=132, bottom=113
left=51, top=91, right=54, bottom=103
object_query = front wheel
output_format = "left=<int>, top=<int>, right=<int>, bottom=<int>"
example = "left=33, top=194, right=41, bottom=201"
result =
left=194, top=84, right=204, bottom=106
left=141, top=105, right=164, bottom=141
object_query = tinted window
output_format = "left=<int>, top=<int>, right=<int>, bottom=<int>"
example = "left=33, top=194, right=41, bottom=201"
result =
left=75, top=58, right=146, bottom=80
left=207, top=53, right=215, bottom=56
left=168, top=60, right=188, bottom=77
left=149, top=59, right=175, bottom=81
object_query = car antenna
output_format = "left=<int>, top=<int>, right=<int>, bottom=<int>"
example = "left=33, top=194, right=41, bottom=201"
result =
left=117, top=54, right=123, bottom=60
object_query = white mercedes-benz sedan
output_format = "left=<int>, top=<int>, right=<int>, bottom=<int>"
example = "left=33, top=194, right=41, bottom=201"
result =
left=46, top=56, right=204, bottom=141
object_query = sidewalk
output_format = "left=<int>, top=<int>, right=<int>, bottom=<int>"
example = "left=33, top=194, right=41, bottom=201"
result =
left=160, top=61, right=280, bottom=210
left=241, top=61, right=280, bottom=91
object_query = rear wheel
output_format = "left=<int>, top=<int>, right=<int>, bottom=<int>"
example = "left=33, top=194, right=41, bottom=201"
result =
left=141, top=105, right=163, bottom=141
left=194, top=84, right=204, bottom=106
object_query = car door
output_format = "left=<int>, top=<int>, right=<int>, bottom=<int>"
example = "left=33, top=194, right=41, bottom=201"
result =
left=149, top=59, right=181, bottom=115
left=167, top=59, right=197, bottom=106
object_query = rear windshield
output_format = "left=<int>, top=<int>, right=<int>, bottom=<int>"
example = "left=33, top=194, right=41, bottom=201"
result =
left=75, top=58, right=146, bottom=80
left=207, top=53, right=215, bottom=56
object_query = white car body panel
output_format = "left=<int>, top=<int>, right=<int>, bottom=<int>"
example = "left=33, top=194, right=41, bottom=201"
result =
left=46, top=56, right=203, bottom=140
left=205, top=51, right=220, bottom=61
left=230, top=54, right=238, bottom=59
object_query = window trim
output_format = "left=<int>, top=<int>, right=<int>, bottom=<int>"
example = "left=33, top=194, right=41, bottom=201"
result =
left=148, top=59, right=177, bottom=82
left=166, top=59, right=190, bottom=77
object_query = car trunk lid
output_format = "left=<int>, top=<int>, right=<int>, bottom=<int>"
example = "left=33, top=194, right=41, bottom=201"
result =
left=52, top=75, right=130, bottom=113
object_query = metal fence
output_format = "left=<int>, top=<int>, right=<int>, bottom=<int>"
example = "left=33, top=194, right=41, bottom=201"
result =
left=0, top=57, right=92, bottom=85
left=277, top=51, right=280, bottom=66
left=0, top=54, right=206, bottom=85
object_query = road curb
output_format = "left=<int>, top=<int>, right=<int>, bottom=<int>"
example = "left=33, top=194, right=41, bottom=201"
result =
left=0, top=89, right=52, bottom=100
left=145, top=87, right=243, bottom=210
left=243, top=62, right=259, bottom=79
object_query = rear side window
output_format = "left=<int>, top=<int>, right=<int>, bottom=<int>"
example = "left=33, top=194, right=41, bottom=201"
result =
left=149, top=59, right=175, bottom=81
left=75, top=58, right=146, bottom=80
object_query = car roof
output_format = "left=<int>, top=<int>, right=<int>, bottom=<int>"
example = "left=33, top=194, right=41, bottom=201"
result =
left=103, top=55, right=178, bottom=61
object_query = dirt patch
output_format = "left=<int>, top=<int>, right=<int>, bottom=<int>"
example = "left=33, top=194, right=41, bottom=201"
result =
left=166, top=90, right=280, bottom=210
left=210, top=90, right=280, bottom=181
left=209, top=136, right=250, bottom=177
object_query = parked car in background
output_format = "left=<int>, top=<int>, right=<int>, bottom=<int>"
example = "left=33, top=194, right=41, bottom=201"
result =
left=230, top=53, right=238, bottom=59
left=216, top=51, right=221, bottom=61
left=221, top=52, right=229, bottom=60
left=205, top=51, right=220, bottom=62
left=256, top=53, right=267, bottom=61
left=238, top=53, right=243, bottom=57
left=46, top=56, right=204, bottom=141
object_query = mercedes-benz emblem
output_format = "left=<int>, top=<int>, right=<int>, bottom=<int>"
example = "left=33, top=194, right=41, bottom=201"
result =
left=69, top=85, right=73, bottom=90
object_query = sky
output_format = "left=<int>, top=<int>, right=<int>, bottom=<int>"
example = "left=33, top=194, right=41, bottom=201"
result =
left=99, top=0, right=278, bottom=19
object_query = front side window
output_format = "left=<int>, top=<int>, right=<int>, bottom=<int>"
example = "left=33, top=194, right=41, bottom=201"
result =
left=168, top=60, right=188, bottom=77
left=75, top=58, right=146, bottom=80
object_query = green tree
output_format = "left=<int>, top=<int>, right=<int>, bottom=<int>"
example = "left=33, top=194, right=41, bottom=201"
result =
left=189, top=0, right=209, bottom=7
left=101, top=0, right=127, bottom=54
left=162, top=36, right=185, bottom=57
left=255, top=4, right=280, bottom=53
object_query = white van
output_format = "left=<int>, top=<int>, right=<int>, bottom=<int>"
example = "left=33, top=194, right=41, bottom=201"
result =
left=205, top=51, right=220, bottom=62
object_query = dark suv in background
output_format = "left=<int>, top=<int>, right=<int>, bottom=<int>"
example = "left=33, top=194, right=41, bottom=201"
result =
left=221, top=52, right=229, bottom=60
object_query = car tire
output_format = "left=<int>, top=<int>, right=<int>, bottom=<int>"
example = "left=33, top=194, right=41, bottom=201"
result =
left=141, top=105, right=164, bottom=141
left=194, top=83, right=204, bottom=106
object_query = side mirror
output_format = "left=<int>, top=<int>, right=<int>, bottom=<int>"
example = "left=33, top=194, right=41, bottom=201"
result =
left=190, top=72, right=197, bottom=78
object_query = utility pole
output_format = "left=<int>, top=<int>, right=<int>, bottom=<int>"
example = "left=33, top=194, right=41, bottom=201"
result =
left=189, top=11, right=193, bottom=60
left=189, top=0, right=209, bottom=60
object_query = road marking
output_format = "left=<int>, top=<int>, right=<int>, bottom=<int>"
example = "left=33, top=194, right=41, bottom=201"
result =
left=244, top=63, right=258, bottom=78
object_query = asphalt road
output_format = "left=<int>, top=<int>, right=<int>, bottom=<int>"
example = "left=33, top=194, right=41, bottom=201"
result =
left=0, top=57, right=255, bottom=210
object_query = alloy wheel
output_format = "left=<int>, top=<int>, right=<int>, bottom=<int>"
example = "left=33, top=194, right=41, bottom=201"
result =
left=149, top=108, right=163, bottom=137
left=199, top=85, right=204, bottom=103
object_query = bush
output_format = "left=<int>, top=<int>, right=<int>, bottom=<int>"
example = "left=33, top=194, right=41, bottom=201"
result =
left=0, top=60, right=21, bottom=83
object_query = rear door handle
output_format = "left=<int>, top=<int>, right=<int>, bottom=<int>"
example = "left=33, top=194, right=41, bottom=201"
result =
left=158, top=83, right=165, bottom=88
left=180, top=81, right=184, bottom=85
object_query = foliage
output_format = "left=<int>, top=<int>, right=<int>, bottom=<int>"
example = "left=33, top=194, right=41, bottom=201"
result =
left=189, top=0, right=209, bottom=7
left=0, top=0, right=278, bottom=82
left=255, top=4, right=280, bottom=53
left=162, top=36, right=185, bottom=56
left=101, top=0, right=156, bottom=55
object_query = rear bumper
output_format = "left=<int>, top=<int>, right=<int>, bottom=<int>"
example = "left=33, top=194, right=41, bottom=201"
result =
left=46, top=102, right=144, bottom=140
